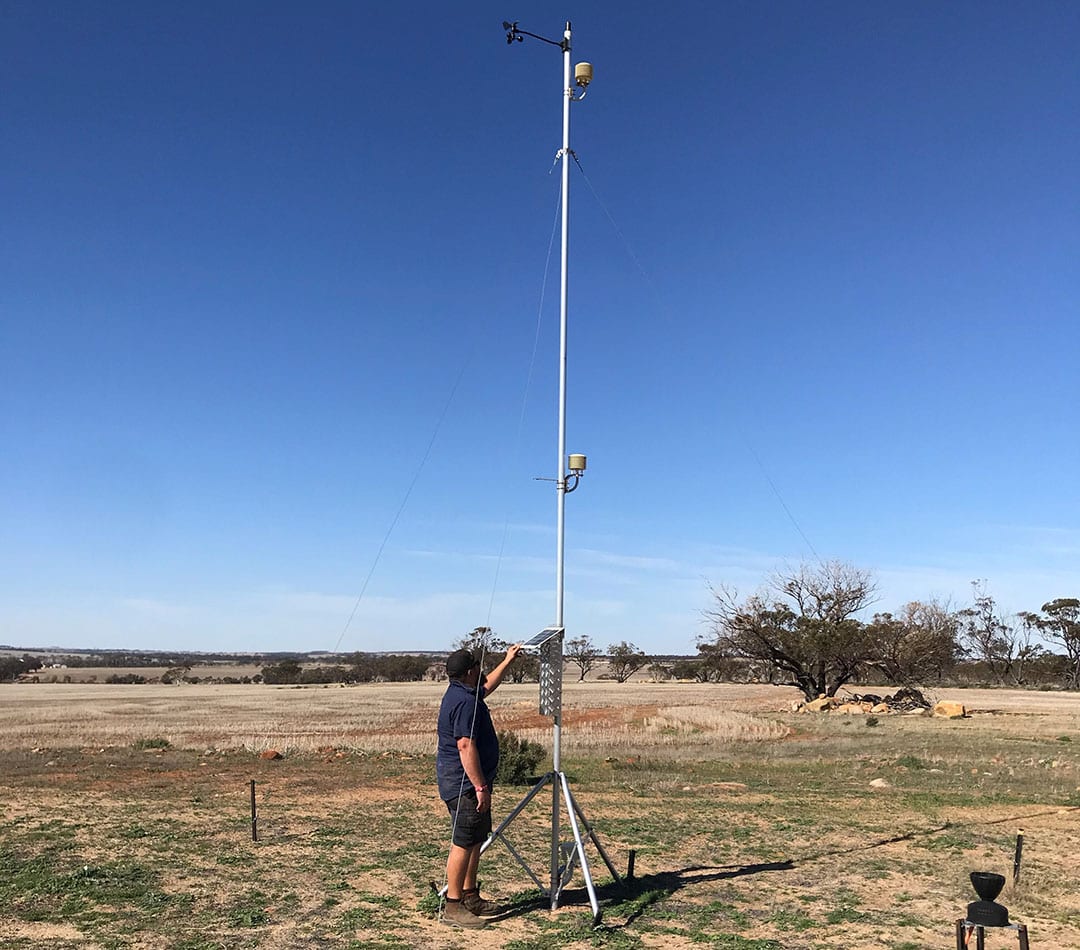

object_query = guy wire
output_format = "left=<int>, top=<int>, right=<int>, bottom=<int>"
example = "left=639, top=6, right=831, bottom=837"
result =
left=483, top=181, right=563, bottom=629
left=331, top=357, right=471, bottom=655
left=334, top=180, right=560, bottom=655
left=573, top=156, right=822, bottom=564
left=440, top=186, right=560, bottom=915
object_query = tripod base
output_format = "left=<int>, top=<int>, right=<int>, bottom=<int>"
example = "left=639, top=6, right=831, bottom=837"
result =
left=956, top=919, right=1031, bottom=949
left=483, top=769, right=622, bottom=924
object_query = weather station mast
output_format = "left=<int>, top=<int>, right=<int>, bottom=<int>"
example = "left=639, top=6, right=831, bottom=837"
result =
left=479, top=20, right=622, bottom=925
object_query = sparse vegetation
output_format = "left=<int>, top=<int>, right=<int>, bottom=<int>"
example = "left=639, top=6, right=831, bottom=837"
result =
left=132, top=737, right=170, bottom=750
left=0, top=681, right=1078, bottom=948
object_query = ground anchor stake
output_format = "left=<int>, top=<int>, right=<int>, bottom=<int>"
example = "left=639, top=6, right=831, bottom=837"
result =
left=250, top=779, right=257, bottom=842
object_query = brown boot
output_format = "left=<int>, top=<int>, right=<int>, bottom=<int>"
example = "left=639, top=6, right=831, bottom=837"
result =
left=462, top=888, right=499, bottom=916
left=441, top=899, right=487, bottom=929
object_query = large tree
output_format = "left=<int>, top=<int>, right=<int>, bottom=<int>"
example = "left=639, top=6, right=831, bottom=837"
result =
left=565, top=635, right=601, bottom=681
left=1020, top=598, right=1080, bottom=690
left=456, top=626, right=497, bottom=658
left=957, top=582, right=1042, bottom=686
left=704, top=560, right=877, bottom=701
left=865, top=599, right=960, bottom=685
left=606, top=641, right=648, bottom=683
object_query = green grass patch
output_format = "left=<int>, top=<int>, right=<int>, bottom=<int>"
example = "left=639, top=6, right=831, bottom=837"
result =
left=132, top=737, right=171, bottom=750
left=768, top=907, right=815, bottom=930
left=705, top=937, right=782, bottom=949
left=894, top=754, right=927, bottom=770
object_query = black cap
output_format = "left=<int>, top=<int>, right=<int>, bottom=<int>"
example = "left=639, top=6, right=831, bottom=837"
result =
left=446, top=649, right=479, bottom=678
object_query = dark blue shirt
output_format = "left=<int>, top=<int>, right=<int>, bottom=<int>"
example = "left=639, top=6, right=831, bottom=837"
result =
left=436, top=678, right=499, bottom=801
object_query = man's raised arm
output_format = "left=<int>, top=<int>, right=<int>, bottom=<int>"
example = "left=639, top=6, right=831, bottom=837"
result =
left=483, top=643, right=523, bottom=694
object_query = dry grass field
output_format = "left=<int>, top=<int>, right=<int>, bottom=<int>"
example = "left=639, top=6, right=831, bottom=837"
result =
left=1, top=681, right=1078, bottom=949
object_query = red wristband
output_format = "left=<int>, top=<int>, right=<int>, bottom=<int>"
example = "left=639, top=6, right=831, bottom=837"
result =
left=474, top=784, right=489, bottom=793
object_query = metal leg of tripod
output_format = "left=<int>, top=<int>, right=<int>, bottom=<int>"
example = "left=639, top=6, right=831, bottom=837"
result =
left=473, top=767, right=618, bottom=926
left=483, top=771, right=554, bottom=854
left=564, top=779, right=622, bottom=885
left=479, top=771, right=555, bottom=893
left=438, top=773, right=554, bottom=899
left=558, top=770, right=602, bottom=924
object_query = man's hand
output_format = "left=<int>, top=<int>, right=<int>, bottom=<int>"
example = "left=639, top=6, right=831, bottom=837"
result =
left=475, top=787, right=491, bottom=813
left=503, top=643, right=523, bottom=664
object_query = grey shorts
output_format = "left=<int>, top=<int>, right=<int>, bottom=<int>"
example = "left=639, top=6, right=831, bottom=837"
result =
left=445, top=789, right=492, bottom=848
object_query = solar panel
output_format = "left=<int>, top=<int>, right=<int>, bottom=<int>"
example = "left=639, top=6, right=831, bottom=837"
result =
left=522, top=626, right=564, bottom=650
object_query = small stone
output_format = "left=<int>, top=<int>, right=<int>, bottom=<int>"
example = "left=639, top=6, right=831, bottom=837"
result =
left=869, top=778, right=891, bottom=789
left=260, top=749, right=283, bottom=760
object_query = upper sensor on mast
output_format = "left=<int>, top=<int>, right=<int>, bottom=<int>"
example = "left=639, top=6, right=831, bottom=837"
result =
left=574, top=62, right=593, bottom=88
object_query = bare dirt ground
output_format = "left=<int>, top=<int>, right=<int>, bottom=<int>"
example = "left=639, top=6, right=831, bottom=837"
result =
left=1, top=681, right=1078, bottom=949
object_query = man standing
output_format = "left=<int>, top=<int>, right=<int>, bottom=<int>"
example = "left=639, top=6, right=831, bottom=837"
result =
left=436, top=642, right=522, bottom=929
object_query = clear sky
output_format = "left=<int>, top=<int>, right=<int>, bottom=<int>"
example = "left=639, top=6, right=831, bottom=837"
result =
left=2, top=2, right=1077, bottom=656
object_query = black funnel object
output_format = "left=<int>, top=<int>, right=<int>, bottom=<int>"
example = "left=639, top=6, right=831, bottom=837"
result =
left=970, top=872, right=1005, bottom=901
left=968, top=871, right=1009, bottom=926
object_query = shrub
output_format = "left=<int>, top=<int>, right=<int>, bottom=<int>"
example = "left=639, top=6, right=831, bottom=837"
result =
left=132, top=737, right=170, bottom=750
left=496, top=731, right=546, bottom=785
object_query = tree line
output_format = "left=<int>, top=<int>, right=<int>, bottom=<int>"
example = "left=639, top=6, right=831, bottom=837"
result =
left=699, top=561, right=1079, bottom=700
left=8, top=568, right=1076, bottom=695
left=2, top=650, right=311, bottom=669
left=260, top=652, right=434, bottom=685
left=454, top=627, right=653, bottom=684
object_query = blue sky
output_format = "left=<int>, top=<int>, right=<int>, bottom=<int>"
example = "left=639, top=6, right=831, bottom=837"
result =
left=2, top=2, right=1077, bottom=655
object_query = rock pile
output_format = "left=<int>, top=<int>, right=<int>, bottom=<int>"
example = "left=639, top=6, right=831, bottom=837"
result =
left=795, top=687, right=966, bottom=718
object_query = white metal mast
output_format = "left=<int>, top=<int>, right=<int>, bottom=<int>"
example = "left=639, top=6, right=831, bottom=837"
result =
left=489, top=19, right=618, bottom=924
left=551, top=15, right=573, bottom=910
